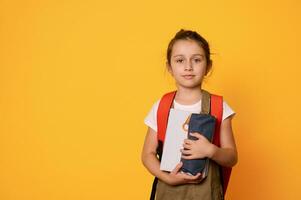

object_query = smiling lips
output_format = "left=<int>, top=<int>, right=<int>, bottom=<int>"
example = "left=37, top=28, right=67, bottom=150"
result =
left=183, top=75, right=195, bottom=80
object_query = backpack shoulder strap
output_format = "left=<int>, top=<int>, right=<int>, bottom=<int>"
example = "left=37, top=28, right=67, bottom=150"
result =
left=150, top=90, right=176, bottom=200
left=157, top=90, right=177, bottom=142
left=210, top=93, right=232, bottom=196
left=210, top=94, right=223, bottom=146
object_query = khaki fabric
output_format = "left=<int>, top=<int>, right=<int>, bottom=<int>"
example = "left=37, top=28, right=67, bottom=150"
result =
left=155, top=89, right=224, bottom=200
left=156, top=160, right=224, bottom=200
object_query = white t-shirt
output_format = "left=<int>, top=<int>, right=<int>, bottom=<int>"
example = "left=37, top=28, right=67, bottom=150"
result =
left=144, top=98, right=236, bottom=133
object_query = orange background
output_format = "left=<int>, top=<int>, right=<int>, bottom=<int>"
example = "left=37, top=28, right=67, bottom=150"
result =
left=1, top=0, right=300, bottom=199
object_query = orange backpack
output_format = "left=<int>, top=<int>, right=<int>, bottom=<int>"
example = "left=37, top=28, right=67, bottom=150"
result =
left=150, top=90, right=232, bottom=199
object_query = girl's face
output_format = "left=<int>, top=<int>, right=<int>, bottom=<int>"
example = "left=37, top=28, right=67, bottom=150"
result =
left=167, top=39, right=209, bottom=89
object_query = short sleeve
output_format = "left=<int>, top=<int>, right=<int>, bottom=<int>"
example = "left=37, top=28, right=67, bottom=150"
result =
left=143, top=98, right=235, bottom=132
left=222, top=100, right=236, bottom=121
left=143, top=99, right=160, bottom=133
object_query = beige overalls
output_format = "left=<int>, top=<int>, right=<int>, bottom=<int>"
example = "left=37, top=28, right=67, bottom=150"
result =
left=155, top=89, right=224, bottom=200
left=155, top=160, right=224, bottom=200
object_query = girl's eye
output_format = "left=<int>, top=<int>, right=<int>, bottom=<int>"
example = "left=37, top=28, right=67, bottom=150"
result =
left=194, top=59, right=201, bottom=62
left=176, top=59, right=184, bottom=63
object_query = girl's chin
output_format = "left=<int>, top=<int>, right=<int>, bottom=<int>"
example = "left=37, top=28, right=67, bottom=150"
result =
left=176, top=82, right=202, bottom=89
left=179, top=78, right=202, bottom=84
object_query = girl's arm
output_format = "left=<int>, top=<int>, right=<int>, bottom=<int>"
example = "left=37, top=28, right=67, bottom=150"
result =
left=141, top=127, right=203, bottom=185
left=141, top=127, right=170, bottom=182
left=209, top=115, right=238, bottom=167
left=181, top=115, right=238, bottom=168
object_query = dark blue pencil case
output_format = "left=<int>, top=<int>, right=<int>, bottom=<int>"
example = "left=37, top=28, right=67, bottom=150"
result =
left=180, top=113, right=216, bottom=176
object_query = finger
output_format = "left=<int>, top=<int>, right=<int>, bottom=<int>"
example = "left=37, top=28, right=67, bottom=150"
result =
left=187, top=177, right=203, bottom=184
left=181, top=154, right=196, bottom=160
left=187, top=174, right=202, bottom=182
left=191, top=133, right=209, bottom=142
left=180, top=149, right=191, bottom=155
left=193, top=172, right=202, bottom=180
left=184, top=139, right=193, bottom=145
left=183, top=172, right=201, bottom=180
left=171, top=162, right=183, bottom=174
left=182, top=143, right=191, bottom=149
left=188, top=173, right=202, bottom=181
left=190, top=132, right=203, bottom=139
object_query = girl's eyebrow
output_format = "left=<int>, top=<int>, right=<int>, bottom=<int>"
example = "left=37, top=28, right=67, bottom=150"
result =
left=173, top=54, right=204, bottom=57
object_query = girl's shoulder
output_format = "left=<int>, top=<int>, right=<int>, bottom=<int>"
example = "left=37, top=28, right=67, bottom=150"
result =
left=147, top=95, right=236, bottom=121
left=144, top=98, right=161, bottom=132
left=144, top=96, right=236, bottom=132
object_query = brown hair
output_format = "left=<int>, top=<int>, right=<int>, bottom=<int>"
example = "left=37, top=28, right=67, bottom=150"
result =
left=166, top=29, right=213, bottom=76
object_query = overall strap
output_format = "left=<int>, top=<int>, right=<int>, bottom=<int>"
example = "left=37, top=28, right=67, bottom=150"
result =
left=181, top=89, right=211, bottom=131
left=201, top=89, right=211, bottom=114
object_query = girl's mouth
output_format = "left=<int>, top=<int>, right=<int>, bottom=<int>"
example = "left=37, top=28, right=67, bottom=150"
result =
left=183, top=75, right=195, bottom=80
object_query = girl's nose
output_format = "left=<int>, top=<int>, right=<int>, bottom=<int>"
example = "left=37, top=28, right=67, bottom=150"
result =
left=184, top=61, right=193, bottom=70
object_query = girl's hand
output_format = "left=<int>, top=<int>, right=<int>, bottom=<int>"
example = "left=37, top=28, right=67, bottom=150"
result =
left=181, top=132, right=216, bottom=160
left=165, top=162, right=203, bottom=186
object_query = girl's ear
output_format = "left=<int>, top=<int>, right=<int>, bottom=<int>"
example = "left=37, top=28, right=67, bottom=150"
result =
left=205, top=60, right=212, bottom=75
left=166, top=62, right=174, bottom=76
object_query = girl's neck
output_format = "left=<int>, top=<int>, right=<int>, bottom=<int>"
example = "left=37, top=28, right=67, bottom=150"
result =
left=174, top=86, right=203, bottom=105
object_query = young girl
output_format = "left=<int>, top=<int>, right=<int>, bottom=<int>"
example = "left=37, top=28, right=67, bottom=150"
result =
left=141, top=29, right=238, bottom=200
